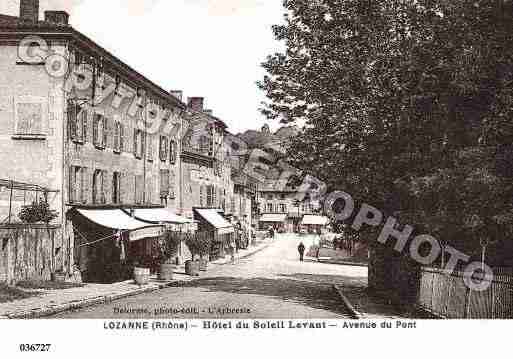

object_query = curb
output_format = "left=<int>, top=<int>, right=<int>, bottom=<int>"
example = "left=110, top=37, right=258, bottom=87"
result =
left=333, top=284, right=363, bottom=320
left=3, top=279, right=197, bottom=319
left=317, top=259, right=368, bottom=267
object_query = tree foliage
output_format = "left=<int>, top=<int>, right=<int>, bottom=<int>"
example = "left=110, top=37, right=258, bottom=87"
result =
left=259, top=0, right=513, bottom=259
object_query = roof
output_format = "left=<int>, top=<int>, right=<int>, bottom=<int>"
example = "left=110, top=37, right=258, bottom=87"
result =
left=0, top=13, right=185, bottom=110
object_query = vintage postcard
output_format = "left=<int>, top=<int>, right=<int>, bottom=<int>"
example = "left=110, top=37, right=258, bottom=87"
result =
left=0, top=0, right=512, bottom=357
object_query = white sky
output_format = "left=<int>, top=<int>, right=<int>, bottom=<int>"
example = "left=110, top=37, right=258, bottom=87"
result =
left=1, top=0, right=285, bottom=134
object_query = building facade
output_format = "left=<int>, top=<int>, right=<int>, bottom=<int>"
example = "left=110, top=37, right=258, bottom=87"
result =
left=0, top=1, right=185, bottom=277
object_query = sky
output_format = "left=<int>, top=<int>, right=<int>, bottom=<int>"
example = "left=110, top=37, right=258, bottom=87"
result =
left=0, top=0, right=285, bottom=134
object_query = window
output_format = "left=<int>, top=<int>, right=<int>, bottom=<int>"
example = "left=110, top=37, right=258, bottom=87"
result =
left=280, top=194, right=286, bottom=200
left=69, top=166, right=86, bottom=204
left=14, top=97, right=46, bottom=138
left=267, top=194, right=273, bottom=200
left=206, top=185, right=214, bottom=208
left=169, top=139, right=177, bottom=164
left=199, top=185, right=206, bottom=207
left=160, top=169, right=170, bottom=198
left=135, top=174, right=144, bottom=204
left=231, top=196, right=236, bottom=213
left=92, top=169, right=106, bottom=204
left=147, top=135, right=154, bottom=162
left=113, top=121, right=123, bottom=153
left=280, top=204, right=287, bottom=213
left=159, top=135, right=168, bottom=162
left=93, top=113, right=107, bottom=149
left=68, top=101, right=87, bottom=143
left=112, top=172, right=121, bottom=204
left=133, top=129, right=144, bottom=159
left=266, top=203, right=273, bottom=213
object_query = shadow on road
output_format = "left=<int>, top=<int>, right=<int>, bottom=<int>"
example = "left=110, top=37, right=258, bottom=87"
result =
left=278, top=273, right=367, bottom=287
left=171, top=275, right=349, bottom=315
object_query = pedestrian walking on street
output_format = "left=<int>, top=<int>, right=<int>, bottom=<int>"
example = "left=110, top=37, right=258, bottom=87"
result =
left=298, top=242, right=305, bottom=262
left=229, top=235, right=236, bottom=264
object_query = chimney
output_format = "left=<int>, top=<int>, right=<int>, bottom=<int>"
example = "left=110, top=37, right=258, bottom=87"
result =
left=44, top=11, right=69, bottom=25
left=170, top=90, right=183, bottom=101
left=20, top=0, right=39, bottom=24
left=187, top=97, right=204, bottom=112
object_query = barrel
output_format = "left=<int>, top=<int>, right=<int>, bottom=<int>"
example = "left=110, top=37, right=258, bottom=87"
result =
left=133, top=267, right=150, bottom=285
left=158, top=263, right=175, bottom=280
left=185, top=260, right=200, bottom=276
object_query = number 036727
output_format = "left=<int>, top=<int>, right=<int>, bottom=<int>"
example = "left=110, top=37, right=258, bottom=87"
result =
left=19, top=344, right=51, bottom=352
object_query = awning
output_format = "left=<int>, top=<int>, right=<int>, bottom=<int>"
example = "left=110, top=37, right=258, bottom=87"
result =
left=302, top=215, right=330, bottom=226
left=127, top=208, right=192, bottom=225
left=194, top=209, right=234, bottom=235
left=259, top=213, right=287, bottom=223
left=76, top=209, right=153, bottom=231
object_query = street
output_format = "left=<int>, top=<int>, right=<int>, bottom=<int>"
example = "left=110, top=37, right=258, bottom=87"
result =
left=53, top=234, right=367, bottom=319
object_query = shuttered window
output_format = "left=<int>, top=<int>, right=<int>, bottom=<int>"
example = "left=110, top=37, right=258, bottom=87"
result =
left=68, top=102, right=87, bottom=143
left=147, top=135, right=154, bottom=162
left=159, top=136, right=168, bottom=162
left=113, top=121, right=121, bottom=153
left=69, top=166, right=86, bottom=204
left=93, top=113, right=106, bottom=149
left=133, top=129, right=144, bottom=159
left=112, top=172, right=121, bottom=204
left=169, top=139, right=177, bottom=164
left=160, top=169, right=170, bottom=197
left=92, top=169, right=106, bottom=204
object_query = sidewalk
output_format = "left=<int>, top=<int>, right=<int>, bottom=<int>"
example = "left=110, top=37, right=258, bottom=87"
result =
left=0, top=239, right=271, bottom=319
left=333, top=282, right=411, bottom=319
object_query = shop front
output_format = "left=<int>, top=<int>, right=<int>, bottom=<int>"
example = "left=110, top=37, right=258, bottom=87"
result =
left=301, top=215, right=330, bottom=234
left=193, top=208, right=234, bottom=260
left=70, top=208, right=165, bottom=283
left=259, top=213, right=287, bottom=232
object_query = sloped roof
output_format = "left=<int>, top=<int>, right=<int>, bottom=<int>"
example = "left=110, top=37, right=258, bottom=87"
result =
left=0, top=13, right=185, bottom=110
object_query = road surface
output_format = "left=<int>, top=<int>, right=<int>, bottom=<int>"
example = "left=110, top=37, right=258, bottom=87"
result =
left=53, top=234, right=368, bottom=319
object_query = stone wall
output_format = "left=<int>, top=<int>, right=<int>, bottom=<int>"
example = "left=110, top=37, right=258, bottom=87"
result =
left=0, top=224, right=62, bottom=284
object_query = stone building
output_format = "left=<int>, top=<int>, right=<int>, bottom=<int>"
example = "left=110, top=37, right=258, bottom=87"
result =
left=257, top=180, right=320, bottom=232
left=0, top=1, right=186, bottom=279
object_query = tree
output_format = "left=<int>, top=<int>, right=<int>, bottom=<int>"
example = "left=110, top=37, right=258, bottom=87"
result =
left=260, top=0, right=513, bottom=299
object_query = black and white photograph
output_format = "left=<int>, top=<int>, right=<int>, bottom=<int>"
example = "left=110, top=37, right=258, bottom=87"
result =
left=0, top=0, right=512, bottom=357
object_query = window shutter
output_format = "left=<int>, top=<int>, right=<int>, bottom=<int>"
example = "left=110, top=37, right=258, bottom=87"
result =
left=92, top=114, right=99, bottom=146
left=67, top=101, right=76, bottom=140
left=69, top=166, right=76, bottom=203
left=114, top=122, right=120, bottom=151
left=101, top=170, right=106, bottom=204
left=133, top=129, right=138, bottom=157
left=169, top=140, right=176, bottom=164
left=147, top=135, right=153, bottom=161
left=103, top=117, right=109, bottom=148
left=120, top=124, right=125, bottom=152
left=82, top=167, right=91, bottom=204
left=141, top=132, right=146, bottom=159
left=81, top=108, right=88, bottom=142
